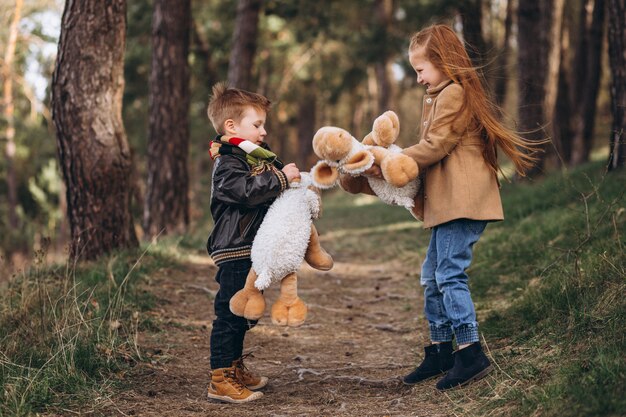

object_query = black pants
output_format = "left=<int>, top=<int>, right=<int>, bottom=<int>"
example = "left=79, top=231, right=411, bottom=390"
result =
left=209, top=259, right=258, bottom=369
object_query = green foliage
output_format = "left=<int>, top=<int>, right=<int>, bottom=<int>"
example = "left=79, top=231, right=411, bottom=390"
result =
left=471, top=162, right=626, bottom=416
left=0, top=246, right=183, bottom=415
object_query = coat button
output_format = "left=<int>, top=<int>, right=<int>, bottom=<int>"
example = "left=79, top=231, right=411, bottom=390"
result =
left=423, top=121, right=428, bottom=126
left=426, top=97, right=432, bottom=104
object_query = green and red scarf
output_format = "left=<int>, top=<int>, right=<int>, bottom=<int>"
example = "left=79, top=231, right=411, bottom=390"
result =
left=209, top=135, right=284, bottom=175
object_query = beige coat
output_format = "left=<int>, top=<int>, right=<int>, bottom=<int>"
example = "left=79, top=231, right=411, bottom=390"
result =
left=341, top=80, right=503, bottom=228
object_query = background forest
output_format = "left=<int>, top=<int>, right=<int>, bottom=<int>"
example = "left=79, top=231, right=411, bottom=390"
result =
left=0, top=0, right=625, bottom=416
left=1, top=0, right=623, bottom=262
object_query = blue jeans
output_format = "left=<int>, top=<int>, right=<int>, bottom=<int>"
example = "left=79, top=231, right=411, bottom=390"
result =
left=420, top=218, right=487, bottom=345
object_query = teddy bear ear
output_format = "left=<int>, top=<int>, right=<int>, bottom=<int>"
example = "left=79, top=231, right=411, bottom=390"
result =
left=372, top=111, right=400, bottom=148
left=310, top=160, right=339, bottom=189
left=343, top=150, right=374, bottom=174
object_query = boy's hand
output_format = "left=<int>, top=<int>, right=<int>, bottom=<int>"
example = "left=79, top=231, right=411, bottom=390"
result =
left=363, top=164, right=383, bottom=179
left=282, top=163, right=301, bottom=182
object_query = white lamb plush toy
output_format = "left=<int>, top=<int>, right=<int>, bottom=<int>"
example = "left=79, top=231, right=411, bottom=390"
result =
left=311, top=111, right=421, bottom=213
left=229, top=172, right=334, bottom=327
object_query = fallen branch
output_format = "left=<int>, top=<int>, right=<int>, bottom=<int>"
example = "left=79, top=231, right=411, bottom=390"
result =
left=371, top=324, right=411, bottom=333
left=184, top=284, right=216, bottom=297
left=319, top=374, right=401, bottom=387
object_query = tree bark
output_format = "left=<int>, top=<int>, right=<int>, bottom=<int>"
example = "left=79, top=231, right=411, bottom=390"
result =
left=458, top=0, right=486, bottom=67
left=517, top=0, right=564, bottom=176
left=607, top=0, right=626, bottom=170
left=553, top=25, right=574, bottom=165
left=143, top=0, right=191, bottom=238
left=571, top=0, right=606, bottom=165
left=2, top=0, right=23, bottom=231
left=297, top=82, right=316, bottom=169
left=545, top=0, right=565, bottom=135
left=228, top=0, right=262, bottom=90
left=494, top=0, right=514, bottom=105
left=374, top=0, right=393, bottom=113
left=191, top=19, right=218, bottom=87
left=52, top=0, right=138, bottom=260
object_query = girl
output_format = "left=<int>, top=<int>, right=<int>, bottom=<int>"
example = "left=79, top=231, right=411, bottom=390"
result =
left=340, top=24, right=539, bottom=390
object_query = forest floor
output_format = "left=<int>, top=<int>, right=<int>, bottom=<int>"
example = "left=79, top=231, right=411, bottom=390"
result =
left=103, top=250, right=464, bottom=416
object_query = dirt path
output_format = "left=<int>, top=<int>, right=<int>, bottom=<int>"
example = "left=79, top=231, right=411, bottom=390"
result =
left=107, top=252, right=454, bottom=416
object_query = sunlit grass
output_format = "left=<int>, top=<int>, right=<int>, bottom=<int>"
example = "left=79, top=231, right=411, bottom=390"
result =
left=0, top=245, right=184, bottom=415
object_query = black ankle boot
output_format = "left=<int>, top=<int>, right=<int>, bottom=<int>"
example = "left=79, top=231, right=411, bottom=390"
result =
left=402, top=342, right=454, bottom=385
left=436, top=342, right=493, bottom=390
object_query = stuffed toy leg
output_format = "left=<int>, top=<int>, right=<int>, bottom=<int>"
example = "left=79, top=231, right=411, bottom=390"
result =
left=270, top=272, right=306, bottom=326
left=230, top=269, right=266, bottom=320
left=304, top=224, right=333, bottom=270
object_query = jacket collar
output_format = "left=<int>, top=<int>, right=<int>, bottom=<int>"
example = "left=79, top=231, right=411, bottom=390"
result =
left=426, top=79, right=454, bottom=95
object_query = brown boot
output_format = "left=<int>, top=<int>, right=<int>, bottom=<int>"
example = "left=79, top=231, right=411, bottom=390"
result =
left=207, top=366, right=263, bottom=403
left=233, top=356, right=268, bottom=390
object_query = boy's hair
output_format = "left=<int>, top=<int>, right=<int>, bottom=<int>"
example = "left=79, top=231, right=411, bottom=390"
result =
left=409, top=25, right=542, bottom=176
left=207, top=83, right=271, bottom=134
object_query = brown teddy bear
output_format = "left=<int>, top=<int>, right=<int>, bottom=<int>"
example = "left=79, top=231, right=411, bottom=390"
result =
left=311, top=111, right=420, bottom=211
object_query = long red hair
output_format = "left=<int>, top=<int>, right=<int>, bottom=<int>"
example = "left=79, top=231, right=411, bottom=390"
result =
left=410, top=25, right=539, bottom=176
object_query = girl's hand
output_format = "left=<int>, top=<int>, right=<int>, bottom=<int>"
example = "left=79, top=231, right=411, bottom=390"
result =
left=282, top=163, right=301, bottom=182
left=363, top=164, right=383, bottom=179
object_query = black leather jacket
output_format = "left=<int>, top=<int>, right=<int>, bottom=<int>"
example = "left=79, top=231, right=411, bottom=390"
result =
left=207, top=153, right=288, bottom=265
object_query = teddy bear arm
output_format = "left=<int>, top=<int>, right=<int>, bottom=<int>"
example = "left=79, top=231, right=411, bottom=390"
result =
left=369, top=146, right=391, bottom=165
left=381, top=153, right=419, bottom=188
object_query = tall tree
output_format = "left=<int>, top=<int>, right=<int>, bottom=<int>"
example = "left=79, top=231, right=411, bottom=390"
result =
left=607, top=0, right=625, bottom=170
left=297, top=80, right=316, bottom=169
left=228, top=0, right=262, bottom=90
left=143, top=0, right=191, bottom=238
left=458, top=0, right=487, bottom=67
left=493, top=0, right=514, bottom=106
left=52, top=0, right=138, bottom=260
left=374, top=0, right=393, bottom=113
left=517, top=0, right=564, bottom=176
left=571, top=0, right=606, bottom=165
left=2, top=0, right=23, bottom=231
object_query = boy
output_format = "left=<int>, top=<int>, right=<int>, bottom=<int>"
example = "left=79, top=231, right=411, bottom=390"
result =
left=205, top=83, right=300, bottom=403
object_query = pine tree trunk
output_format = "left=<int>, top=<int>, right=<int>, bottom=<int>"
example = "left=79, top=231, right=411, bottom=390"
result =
left=553, top=29, right=573, bottom=165
left=374, top=0, right=394, bottom=113
left=545, top=0, right=565, bottom=137
left=571, top=0, right=606, bottom=165
left=228, top=0, right=262, bottom=90
left=2, top=0, right=23, bottom=231
left=459, top=0, right=486, bottom=67
left=52, top=0, right=138, bottom=260
left=297, top=82, right=316, bottom=169
left=607, top=0, right=626, bottom=170
left=494, top=0, right=513, bottom=106
left=143, top=0, right=191, bottom=238
left=517, top=0, right=564, bottom=176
